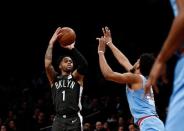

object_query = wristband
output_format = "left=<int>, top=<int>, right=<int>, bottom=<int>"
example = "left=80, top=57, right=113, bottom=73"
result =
left=106, top=41, right=112, bottom=45
left=98, top=51, right=104, bottom=54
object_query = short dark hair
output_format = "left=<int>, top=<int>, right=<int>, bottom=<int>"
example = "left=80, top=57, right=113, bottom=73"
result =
left=57, top=55, right=75, bottom=68
left=57, top=55, right=69, bottom=66
left=139, top=53, right=155, bottom=76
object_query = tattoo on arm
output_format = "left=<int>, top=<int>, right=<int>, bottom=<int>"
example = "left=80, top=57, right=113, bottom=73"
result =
left=45, top=44, right=56, bottom=85
left=45, top=45, right=53, bottom=60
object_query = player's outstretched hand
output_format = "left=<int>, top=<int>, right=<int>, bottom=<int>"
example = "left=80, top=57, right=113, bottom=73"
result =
left=96, top=36, right=106, bottom=53
left=144, top=60, right=165, bottom=95
left=61, top=41, right=75, bottom=50
left=102, top=26, right=112, bottom=44
left=49, top=27, right=62, bottom=45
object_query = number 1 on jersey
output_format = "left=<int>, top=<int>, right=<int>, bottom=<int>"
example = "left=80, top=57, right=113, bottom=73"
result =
left=62, top=90, right=65, bottom=101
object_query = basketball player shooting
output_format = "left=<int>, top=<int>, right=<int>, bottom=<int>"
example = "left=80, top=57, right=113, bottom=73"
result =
left=97, top=26, right=164, bottom=131
left=44, top=27, right=88, bottom=131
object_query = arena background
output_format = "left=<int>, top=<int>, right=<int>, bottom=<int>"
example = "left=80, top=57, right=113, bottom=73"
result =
left=0, top=0, right=177, bottom=130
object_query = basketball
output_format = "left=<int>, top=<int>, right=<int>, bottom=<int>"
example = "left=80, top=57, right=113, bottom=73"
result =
left=58, top=27, right=76, bottom=46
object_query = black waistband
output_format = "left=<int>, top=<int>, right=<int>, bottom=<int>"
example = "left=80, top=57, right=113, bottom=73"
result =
left=56, top=113, right=78, bottom=118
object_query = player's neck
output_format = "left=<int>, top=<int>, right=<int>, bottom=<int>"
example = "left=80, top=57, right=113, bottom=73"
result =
left=61, top=71, right=71, bottom=76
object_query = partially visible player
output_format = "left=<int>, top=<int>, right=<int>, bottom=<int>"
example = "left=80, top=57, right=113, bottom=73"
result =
left=97, top=26, right=164, bottom=131
left=44, top=27, right=88, bottom=131
left=145, top=0, right=184, bottom=131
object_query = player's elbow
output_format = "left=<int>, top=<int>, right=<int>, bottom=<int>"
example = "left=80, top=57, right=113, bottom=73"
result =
left=45, top=61, right=52, bottom=68
left=77, top=61, right=88, bottom=75
left=104, top=75, right=112, bottom=81
left=103, top=71, right=114, bottom=80
left=83, top=60, right=88, bottom=70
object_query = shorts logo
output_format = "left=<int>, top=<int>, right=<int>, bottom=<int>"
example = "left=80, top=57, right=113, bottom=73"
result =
left=72, top=118, right=77, bottom=123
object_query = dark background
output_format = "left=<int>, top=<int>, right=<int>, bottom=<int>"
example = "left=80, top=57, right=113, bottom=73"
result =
left=0, top=0, right=175, bottom=123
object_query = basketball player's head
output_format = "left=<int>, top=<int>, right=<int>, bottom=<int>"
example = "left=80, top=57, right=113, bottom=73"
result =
left=139, top=53, right=155, bottom=76
left=57, top=55, right=74, bottom=73
left=130, top=53, right=155, bottom=76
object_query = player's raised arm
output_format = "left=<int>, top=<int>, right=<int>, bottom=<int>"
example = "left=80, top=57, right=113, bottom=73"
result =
left=97, top=36, right=140, bottom=85
left=45, top=27, right=62, bottom=85
left=61, top=39, right=88, bottom=86
left=102, top=26, right=133, bottom=72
